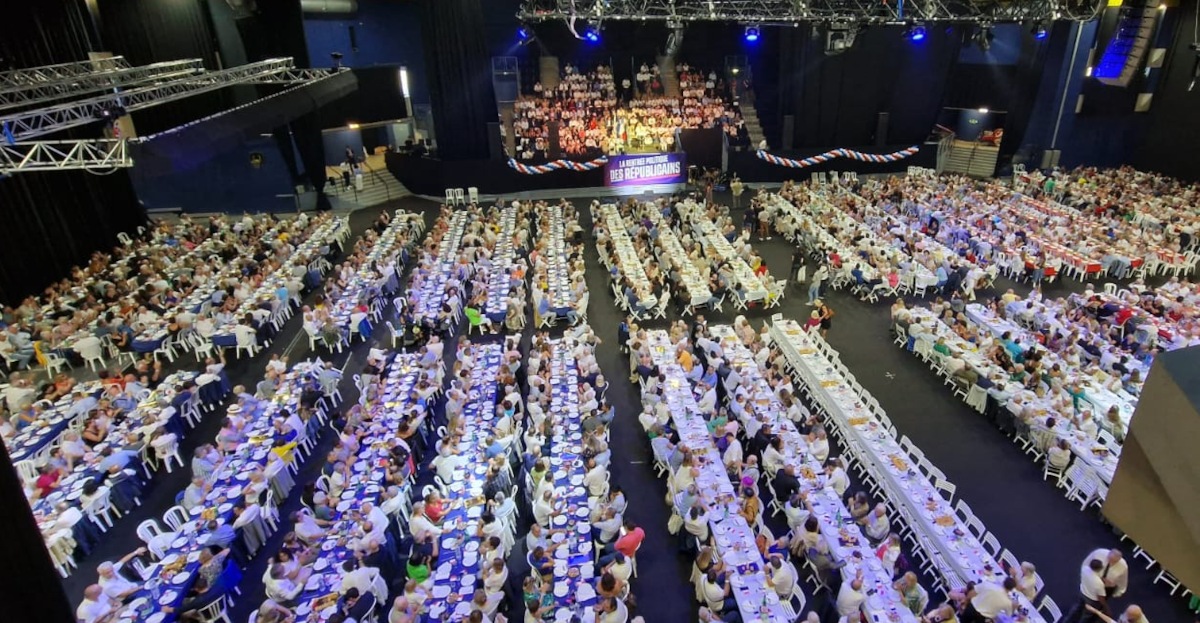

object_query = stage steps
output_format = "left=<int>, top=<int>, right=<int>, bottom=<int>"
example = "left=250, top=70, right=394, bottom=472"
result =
left=941, top=140, right=999, bottom=178
left=326, top=156, right=409, bottom=211
left=657, top=56, right=680, bottom=97
left=741, top=106, right=765, bottom=150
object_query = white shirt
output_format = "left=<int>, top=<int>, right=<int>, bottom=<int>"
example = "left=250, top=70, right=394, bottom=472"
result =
left=99, top=569, right=138, bottom=600
left=409, top=513, right=442, bottom=539
left=1085, top=548, right=1128, bottom=597
left=970, top=582, right=1015, bottom=618
left=76, top=595, right=117, bottom=623
left=836, top=581, right=865, bottom=616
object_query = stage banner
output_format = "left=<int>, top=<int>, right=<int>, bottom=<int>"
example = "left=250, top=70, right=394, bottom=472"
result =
left=605, top=152, right=687, bottom=186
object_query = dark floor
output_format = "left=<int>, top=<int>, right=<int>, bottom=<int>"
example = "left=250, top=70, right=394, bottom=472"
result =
left=49, top=190, right=1195, bottom=623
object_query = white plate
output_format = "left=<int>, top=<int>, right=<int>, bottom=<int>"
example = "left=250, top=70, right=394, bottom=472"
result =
left=157, top=590, right=178, bottom=606
left=171, top=537, right=187, bottom=549
left=146, top=613, right=166, bottom=623
left=553, top=515, right=567, bottom=527
left=186, top=551, right=200, bottom=563
left=171, top=570, right=192, bottom=585
left=314, top=558, right=329, bottom=571
left=554, top=584, right=568, bottom=597
left=431, top=585, right=451, bottom=599
left=465, top=541, right=479, bottom=552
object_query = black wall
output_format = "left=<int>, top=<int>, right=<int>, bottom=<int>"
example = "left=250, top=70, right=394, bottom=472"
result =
left=1134, top=0, right=1200, bottom=181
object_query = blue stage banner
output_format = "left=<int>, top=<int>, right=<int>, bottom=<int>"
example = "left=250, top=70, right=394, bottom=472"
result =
left=605, top=153, right=687, bottom=186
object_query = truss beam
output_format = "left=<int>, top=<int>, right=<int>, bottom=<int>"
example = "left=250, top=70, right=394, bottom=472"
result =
left=0, top=59, right=207, bottom=111
left=0, top=58, right=301, bottom=141
left=517, top=0, right=1105, bottom=25
left=0, top=57, right=131, bottom=89
left=0, top=139, right=131, bottom=173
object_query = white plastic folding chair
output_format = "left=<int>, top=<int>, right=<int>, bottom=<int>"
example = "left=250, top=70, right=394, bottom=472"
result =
left=453, top=188, right=465, bottom=205
left=468, top=186, right=479, bottom=204
left=163, top=505, right=189, bottom=531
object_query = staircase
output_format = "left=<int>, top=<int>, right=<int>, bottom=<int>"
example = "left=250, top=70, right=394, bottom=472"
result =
left=656, top=56, right=680, bottom=97
left=327, top=157, right=409, bottom=211
left=941, top=140, right=1000, bottom=178
left=741, top=106, right=765, bottom=150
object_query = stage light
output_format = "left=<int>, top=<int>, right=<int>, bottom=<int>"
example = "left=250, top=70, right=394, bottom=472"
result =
left=518, top=27, right=531, bottom=41
left=583, top=27, right=601, bottom=43
left=978, top=108, right=989, bottom=114
left=905, top=24, right=927, bottom=42
left=1032, top=22, right=1048, bottom=40
left=974, top=25, right=994, bottom=52
left=744, top=26, right=761, bottom=43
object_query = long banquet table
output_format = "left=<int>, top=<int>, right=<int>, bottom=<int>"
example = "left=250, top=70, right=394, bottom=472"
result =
left=771, top=319, right=1044, bottom=623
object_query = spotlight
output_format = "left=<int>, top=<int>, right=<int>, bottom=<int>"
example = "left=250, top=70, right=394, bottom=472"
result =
left=974, top=25, right=994, bottom=52
left=905, top=24, right=927, bottom=42
left=1032, top=22, right=1048, bottom=40
left=518, top=26, right=531, bottom=41
left=583, top=27, right=601, bottom=43
left=744, top=26, right=761, bottom=43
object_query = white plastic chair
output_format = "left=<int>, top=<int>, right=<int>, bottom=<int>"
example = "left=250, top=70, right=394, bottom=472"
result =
left=453, top=188, right=465, bottom=205
left=74, top=336, right=106, bottom=371
left=468, top=186, right=479, bottom=204
left=163, top=505, right=189, bottom=531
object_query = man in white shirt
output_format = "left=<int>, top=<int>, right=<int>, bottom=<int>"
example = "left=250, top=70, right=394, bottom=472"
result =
left=96, top=550, right=144, bottom=601
left=962, top=578, right=1017, bottom=623
left=765, top=554, right=795, bottom=599
left=408, top=502, right=442, bottom=539
left=583, top=458, right=608, bottom=499
left=1084, top=548, right=1128, bottom=599
left=76, top=584, right=119, bottom=623
left=836, top=572, right=866, bottom=618
left=1069, top=557, right=1109, bottom=623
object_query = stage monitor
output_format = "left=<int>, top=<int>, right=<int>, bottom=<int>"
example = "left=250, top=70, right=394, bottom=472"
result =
left=1102, top=346, right=1200, bottom=591
left=605, top=153, right=687, bottom=187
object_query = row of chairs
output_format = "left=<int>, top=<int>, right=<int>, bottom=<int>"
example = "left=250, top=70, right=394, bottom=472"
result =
left=443, top=186, right=480, bottom=206
left=775, top=321, right=1062, bottom=620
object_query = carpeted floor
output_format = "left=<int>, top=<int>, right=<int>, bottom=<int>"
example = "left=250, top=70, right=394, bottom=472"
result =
left=50, top=190, right=1194, bottom=623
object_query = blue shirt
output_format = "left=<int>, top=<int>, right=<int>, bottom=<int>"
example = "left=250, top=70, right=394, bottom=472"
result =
left=98, top=450, right=138, bottom=472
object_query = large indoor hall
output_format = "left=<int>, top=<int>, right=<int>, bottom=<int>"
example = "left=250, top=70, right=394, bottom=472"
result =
left=3, top=2, right=1200, bottom=623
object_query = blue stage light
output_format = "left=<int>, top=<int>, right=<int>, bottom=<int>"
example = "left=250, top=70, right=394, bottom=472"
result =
left=518, top=27, right=531, bottom=41
left=1032, top=23, right=1048, bottom=40
left=583, top=28, right=601, bottom=43
left=744, top=26, right=761, bottom=43
left=906, top=24, right=927, bottom=42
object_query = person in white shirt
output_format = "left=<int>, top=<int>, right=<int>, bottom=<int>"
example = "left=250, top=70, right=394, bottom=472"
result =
left=825, top=459, right=849, bottom=496
left=583, top=458, right=609, bottom=499
left=1085, top=603, right=1150, bottom=623
left=962, top=578, right=1017, bottom=623
left=96, top=549, right=145, bottom=601
left=764, top=554, right=795, bottom=599
left=836, top=572, right=866, bottom=618
left=76, top=584, right=119, bottom=623
left=1084, top=548, right=1128, bottom=599
left=408, top=502, right=442, bottom=539
left=861, top=504, right=891, bottom=544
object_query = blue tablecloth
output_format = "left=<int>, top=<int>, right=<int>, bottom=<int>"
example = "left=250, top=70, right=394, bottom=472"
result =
left=133, top=336, right=167, bottom=353
left=424, top=344, right=504, bottom=621
left=119, top=367, right=318, bottom=623
left=292, top=354, right=425, bottom=623
left=542, top=341, right=599, bottom=611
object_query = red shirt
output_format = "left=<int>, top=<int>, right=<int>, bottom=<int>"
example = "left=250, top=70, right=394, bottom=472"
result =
left=614, top=527, right=645, bottom=557
left=35, top=471, right=60, bottom=497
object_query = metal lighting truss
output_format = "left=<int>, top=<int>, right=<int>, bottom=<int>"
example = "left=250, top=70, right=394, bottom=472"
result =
left=0, top=59, right=207, bottom=111
left=0, top=65, right=346, bottom=174
left=0, top=58, right=300, bottom=141
left=0, top=57, right=131, bottom=89
left=517, top=0, right=1105, bottom=25
left=0, top=139, right=130, bottom=173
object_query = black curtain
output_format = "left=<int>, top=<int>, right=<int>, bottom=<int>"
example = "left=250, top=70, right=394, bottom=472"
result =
left=0, top=165, right=147, bottom=303
left=0, top=0, right=98, bottom=69
left=292, top=111, right=332, bottom=209
left=941, top=28, right=1053, bottom=169
left=94, top=0, right=228, bottom=136
left=781, top=25, right=959, bottom=149
left=0, top=5, right=131, bottom=621
left=420, top=0, right=498, bottom=160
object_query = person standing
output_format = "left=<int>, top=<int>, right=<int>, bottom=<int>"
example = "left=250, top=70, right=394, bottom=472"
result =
left=1064, top=558, right=1109, bottom=623
left=807, top=264, right=829, bottom=305
left=730, top=176, right=745, bottom=209
left=1085, top=548, right=1128, bottom=601
left=961, top=578, right=1018, bottom=623
left=816, top=300, right=835, bottom=338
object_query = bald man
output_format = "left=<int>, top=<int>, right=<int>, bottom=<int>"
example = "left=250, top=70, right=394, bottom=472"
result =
left=76, top=584, right=119, bottom=623
left=1086, top=604, right=1149, bottom=623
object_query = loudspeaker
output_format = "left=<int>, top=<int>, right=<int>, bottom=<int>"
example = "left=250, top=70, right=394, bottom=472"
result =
left=548, top=122, right=561, bottom=159
left=782, top=115, right=795, bottom=150
left=1040, top=149, right=1060, bottom=169
left=875, top=112, right=889, bottom=146
left=486, top=122, right=503, bottom=160
left=349, top=26, right=358, bottom=52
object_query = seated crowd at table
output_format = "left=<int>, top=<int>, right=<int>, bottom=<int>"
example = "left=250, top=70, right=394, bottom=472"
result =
left=513, top=63, right=745, bottom=161
left=849, top=173, right=1196, bottom=281
left=630, top=315, right=1049, bottom=623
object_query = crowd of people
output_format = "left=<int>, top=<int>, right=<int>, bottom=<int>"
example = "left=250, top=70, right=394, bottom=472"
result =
left=513, top=63, right=747, bottom=161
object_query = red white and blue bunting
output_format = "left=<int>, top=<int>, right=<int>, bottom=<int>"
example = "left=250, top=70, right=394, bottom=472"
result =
left=755, top=146, right=920, bottom=169
left=506, top=156, right=608, bottom=175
